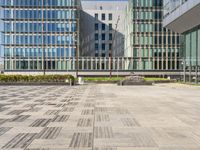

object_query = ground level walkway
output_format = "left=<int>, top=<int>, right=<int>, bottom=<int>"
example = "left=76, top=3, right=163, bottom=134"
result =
left=0, top=84, right=200, bottom=150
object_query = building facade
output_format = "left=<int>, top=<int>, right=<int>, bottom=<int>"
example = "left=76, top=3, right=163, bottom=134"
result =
left=0, top=0, right=185, bottom=74
left=1, top=0, right=80, bottom=71
left=80, top=0, right=127, bottom=57
left=124, top=0, right=181, bottom=70
left=163, top=0, right=200, bottom=82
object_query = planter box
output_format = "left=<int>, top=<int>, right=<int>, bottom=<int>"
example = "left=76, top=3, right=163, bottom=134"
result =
left=118, top=81, right=153, bottom=86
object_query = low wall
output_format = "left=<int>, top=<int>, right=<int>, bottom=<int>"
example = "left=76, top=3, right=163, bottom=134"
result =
left=3, top=70, right=183, bottom=78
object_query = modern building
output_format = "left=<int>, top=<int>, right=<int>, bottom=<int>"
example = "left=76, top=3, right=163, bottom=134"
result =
left=80, top=0, right=127, bottom=57
left=0, top=0, right=80, bottom=71
left=163, top=0, right=200, bottom=82
left=124, top=0, right=181, bottom=70
left=0, top=0, right=184, bottom=76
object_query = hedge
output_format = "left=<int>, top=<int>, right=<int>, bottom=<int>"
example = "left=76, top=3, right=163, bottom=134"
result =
left=0, top=74, right=75, bottom=83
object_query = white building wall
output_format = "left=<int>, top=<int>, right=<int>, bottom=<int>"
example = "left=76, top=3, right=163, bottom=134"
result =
left=163, top=0, right=200, bottom=33
left=80, top=0, right=127, bottom=57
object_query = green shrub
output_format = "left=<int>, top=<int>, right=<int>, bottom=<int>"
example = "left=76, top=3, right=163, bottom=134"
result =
left=0, top=74, right=75, bottom=83
left=84, top=77, right=123, bottom=82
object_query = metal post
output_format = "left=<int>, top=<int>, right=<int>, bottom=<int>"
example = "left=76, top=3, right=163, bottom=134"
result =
left=43, top=51, right=46, bottom=75
left=198, top=66, right=199, bottom=84
left=183, top=59, right=186, bottom=83
left=42, top=0, right=46, bottom=75
left=76, top=16, right=79, bottom=78
left=195, top=65, right=198, bottom=84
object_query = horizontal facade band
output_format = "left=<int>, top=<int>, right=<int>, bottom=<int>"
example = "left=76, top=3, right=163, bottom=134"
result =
left=1, top=19, right=78, bottom=21
left=1, top=5, right=80, bottom=9
left=3, top=44, right=78, bottom=46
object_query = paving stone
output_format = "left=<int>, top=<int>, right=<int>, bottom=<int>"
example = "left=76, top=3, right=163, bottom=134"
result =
left=30, top=119, right=52, bottom=127
left=81, top=109, right=94, bottom=115
left=96, top=114, right=110, bottom=122
left=52, top=115, right=69, bottom=122
left=94, top=127, right=114, bottom=138
left=9, top=115, right=31, bottom=122
left=0, top=84, right=200, bottom=149
left=2, top=133, right=37, bottom=149
left=69, top=132, right=93, bottom=148
left=37, top=127, right=62, bottom=139
left=77, top=118, right=93, bottom=127
left=0, top=127, right=12, bottom=136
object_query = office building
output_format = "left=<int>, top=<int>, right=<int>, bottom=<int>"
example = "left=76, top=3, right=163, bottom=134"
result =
left=163, top=0, right=200, bottom=82
left=124, top=0, right=181, bottom=70
left=80, top=0, right=127, bottom=57
left=1, top=0, right=80, bottom=71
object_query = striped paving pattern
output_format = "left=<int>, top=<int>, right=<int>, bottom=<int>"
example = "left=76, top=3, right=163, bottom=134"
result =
left=37, top=127, right=62, bottom=139
left=2, top=133, right=37, bottom=149
left=0, top=84, right=200, bottom=150
left=69, top=132, right=93, bottom=148
left=0, top=127, right=12, bottom=136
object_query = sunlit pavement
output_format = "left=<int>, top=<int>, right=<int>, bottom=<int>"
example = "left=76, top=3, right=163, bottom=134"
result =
left=0, top=84, right=200, bottom=150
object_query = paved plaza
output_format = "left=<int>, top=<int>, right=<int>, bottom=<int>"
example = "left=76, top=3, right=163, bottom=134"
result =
left=0, top=84, right=200, bottom=150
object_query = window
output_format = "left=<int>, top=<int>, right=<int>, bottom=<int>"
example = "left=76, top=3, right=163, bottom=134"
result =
left=95, top=13, right=98, bottom=19
left=95, top=23, right=98, bottom=30
left=102, top=53, right=105, bottom=57
left=102, top=34, right=105, bottom=40
left=159, top=23, right=162, bottom=32
left=159, top=36, right=162, bottom=44
left=155, top=37, right=157, bottom=45
left=109, top=43, right=112, bottom=50
left=95, top=53, right=98, bottom=57
left=95, top=34, right=98, bottom=41
left=102, top=43, right=105, bottom=50
left=109, top=34, right=112, bottom=40
left=168, top=36, right=171, bottom=45
left=101, top=14, right=105, bottom=20
left=109, top=24, right=112, bottom=30
left=108, top=13, right=112, bottom=20
left=172, top=36, right=175, bottom=44
left=95, top=43, right=98, bottom=50
left=102, top=24, right=105, bottom=30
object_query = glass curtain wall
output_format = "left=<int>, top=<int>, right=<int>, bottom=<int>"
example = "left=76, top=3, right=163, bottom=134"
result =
left=183, top=25, right=200, bottom=82
left=124, top=0, right=181, bottom=70
left=1, top=0, right=80, bottom=70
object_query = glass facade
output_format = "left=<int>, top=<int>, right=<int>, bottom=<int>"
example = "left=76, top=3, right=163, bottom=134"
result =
left=1, top=0, right=80, bottom=70
left=124, top=0, right=181, bottom=70
left=184, top=25, right=200, bottom=68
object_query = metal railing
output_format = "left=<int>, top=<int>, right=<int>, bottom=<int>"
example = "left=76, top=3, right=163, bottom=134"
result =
left=2, top=56, right=182, bottom=70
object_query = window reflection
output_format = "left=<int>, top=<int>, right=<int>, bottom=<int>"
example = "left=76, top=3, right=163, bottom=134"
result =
left=2, top=0, right=79, bottom=70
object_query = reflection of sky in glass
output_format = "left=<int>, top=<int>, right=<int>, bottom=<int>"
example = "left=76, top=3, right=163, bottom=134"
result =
left=0, top=0, right=79, bottom=70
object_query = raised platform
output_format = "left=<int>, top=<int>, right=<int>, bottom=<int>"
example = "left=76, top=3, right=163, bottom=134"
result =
left=118, top=76, right=153, bottom=86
